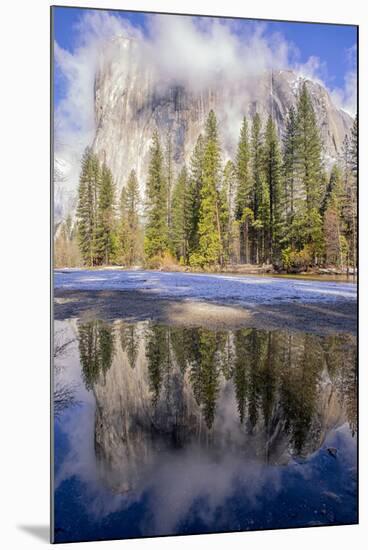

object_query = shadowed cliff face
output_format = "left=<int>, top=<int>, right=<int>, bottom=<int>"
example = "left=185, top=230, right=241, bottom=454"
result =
left=54, top=36, right=352, bottom=223
left=75, top=320, right=356, bottom=493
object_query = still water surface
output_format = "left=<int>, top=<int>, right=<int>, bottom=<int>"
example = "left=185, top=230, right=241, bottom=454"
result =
left=53, top=319, right=357, bottom=543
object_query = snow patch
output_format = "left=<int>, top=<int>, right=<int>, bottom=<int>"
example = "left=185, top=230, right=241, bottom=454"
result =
left=54, top=270, right=357, bottom=306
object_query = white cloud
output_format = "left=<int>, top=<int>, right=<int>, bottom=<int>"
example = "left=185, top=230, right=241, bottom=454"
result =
left=330, top=45, right=357, bottom=116
left=53, top=11, right=357, bottom=219
left=144, top=17, right=292, bottom=88
left=295, top=55, right=327, bottom=83
left=54, top=12, right=299, bottom=158
left=55, top=12, right=358, bottom=148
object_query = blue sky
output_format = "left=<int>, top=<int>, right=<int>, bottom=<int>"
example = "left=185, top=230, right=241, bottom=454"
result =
left=53, top=6, right=357, bottom=108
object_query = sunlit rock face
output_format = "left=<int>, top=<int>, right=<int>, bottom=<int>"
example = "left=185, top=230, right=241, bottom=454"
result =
left=54, top=36, right=352, bottom=224
left=86, top=322, right=355, bottom=493
left=92, top=39, right=352, bottom=193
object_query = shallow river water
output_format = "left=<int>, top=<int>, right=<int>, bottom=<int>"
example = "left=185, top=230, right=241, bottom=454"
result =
left=53, top=318, right=357, bottom=543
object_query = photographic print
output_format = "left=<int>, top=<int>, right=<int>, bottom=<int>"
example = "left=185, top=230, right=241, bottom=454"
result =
left=52, top=5, right=358, bottom=543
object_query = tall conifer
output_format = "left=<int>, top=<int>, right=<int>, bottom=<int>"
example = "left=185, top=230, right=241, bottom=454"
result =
left=144, top=131, right=169, bottom=260
left=263, top=116, right=283, bottom=263
left=76, top=147, right=100, bottom=266
left=235, top=117, right=252, bottom=262
left=192, top=111, right=223, bottom=267
left=171, top=166, right=190, bottom=263
left=95, top=162, right=117, bottom=265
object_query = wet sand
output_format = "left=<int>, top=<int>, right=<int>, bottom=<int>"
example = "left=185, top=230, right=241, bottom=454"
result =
left=54, top=289, right=357, bottom=335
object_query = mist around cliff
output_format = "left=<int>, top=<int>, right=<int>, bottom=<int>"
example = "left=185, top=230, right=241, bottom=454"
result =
left=54, top=10, right=356, bottom=163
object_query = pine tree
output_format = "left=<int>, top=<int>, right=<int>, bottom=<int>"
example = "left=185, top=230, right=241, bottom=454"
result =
left=199, top=330, right=221, bottom=429
left=191, top=111, right=223, bottom=267
left=119, top=169, right=141, bottom=266
left=235, top=117, right=252, bottom=263
left=323, top=165, right=344, bottom=266
left=263, top=116, right=283, bottom=263
left=76, top=147, right=100, bottom=266
left=188, top=134, right=205, bottom=255
left=295, top=82, right=324, bottom=260
left=349, top=116, right=357, bottom=272
left=322, top=164, right=343, bottom=214
left=78, top=320, right=115, bottom=390
left=54, top=215, right=81, bottom=267
left=350, top=115, right=358, bottom=177
left=282, top=106, right=298, bottom=247
left=144, top=131, right=169, bottom=260
left=95, top=162, right=117, bottom=265
left=221, top=161, right=236, bottom=263
left=165, top=131, right=174, bottom=248
left=324, top=207, right=342, bottom=266
left=340, top=126, right=357, bottom=272
left=171, top=166, right=190, bottom=263
left=234, top=329, right=250, bottom=423
left=250, top=113, right=265, bottom=263
left=120, top=322, right=139, bottom=369
left=145, top=325, right=169, bottom=406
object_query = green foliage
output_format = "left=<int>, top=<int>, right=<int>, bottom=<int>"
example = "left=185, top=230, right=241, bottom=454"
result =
left=95, top=162, right=117, bottom=265
left=171, top=166, right=190, bottom=263
left=165, top=131, right=174, bottom=249
left=221, top=161, right=235, bottom=262
left=75, top=321, right=356, bottom=447
left=120, top=322, right=139, bottom=369
left=78, top=320, right=115, bottom=390
left=263, top=116, right=283, bottom=263
left=235, top=117, right=252, bottom=263
left=249, top=113, right=266, bottom=263
left=145, top=325, right=170, bottom=406
left=340, top=129, right=357, bottom=270
left=194, top=111, right=224, bottom=267
left=295, top=83, right=323, bottom=246
left=76, top=148, right=100, bottom=266
left=188, top=134, right=205, bottom=256
left=350, top=115, right=357, bottom=176
left=282, top=106, right=298, bottom=243
left=119, top=169, right=141, bottom=266
left=72, top=100, right=357, bottom=272
left=54, top=215, right=81, bottom=267
left=235, top=117, right=251, bottom=216
left=144, top=131, right=169, bottom=260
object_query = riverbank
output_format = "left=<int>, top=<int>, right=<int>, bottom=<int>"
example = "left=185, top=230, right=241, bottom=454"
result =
left=54, top=270, right=357, bottom=335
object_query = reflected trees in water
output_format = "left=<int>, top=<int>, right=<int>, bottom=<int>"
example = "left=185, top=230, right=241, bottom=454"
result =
left=78, top=320, right=115, bottom=390
left=119, top=322, right=139, bottom=369
left=75, top=320, right=357, bottom=455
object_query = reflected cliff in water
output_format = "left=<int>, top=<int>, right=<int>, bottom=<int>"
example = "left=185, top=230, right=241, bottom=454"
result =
left=53, top=319, right=357, bottom=542
left=77, top=321, right=356, bottom=490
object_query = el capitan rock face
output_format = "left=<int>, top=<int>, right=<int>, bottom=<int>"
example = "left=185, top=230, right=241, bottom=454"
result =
left=88, top=322, right=354, bottom=493
left=54, top=36, right=353, bottom=225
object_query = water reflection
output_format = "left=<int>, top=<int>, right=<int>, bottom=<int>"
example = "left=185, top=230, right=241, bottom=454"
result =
left=78, top=320, right=115, bottom=390
left=76, top=321, right=356, bottom=477
left=54, top=320, right=357, bottom=542
left=53, top=328, right=79, bottom=417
